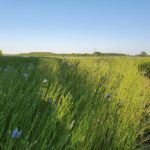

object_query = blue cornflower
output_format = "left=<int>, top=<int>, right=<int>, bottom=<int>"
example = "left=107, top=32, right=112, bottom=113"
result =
left=48, top=99, right=53, bottom=105
left=11, top=128, right=22, bottom=139
left=3, top=68, right=8, bottom=73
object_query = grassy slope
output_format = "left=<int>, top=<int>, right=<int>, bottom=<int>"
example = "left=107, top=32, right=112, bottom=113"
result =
left=0, top=56, right=150, bottom=150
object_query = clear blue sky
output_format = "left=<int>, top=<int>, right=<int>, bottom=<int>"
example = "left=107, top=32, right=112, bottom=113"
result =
left=0, top=0, right=150, bottom=54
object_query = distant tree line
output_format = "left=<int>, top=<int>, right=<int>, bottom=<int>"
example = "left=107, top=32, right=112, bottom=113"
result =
left=93, top=51, right=127, bottom=56
left=0, top=49, right=149, bottom=57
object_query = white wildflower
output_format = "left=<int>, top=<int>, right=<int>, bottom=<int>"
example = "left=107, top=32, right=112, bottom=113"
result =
left=43, top=79, right=48, bottom=84
left=23, top=73, right=28, bottom=79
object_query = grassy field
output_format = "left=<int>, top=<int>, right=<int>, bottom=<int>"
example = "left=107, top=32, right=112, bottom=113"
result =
left=0, top=56, right=150, bottom=150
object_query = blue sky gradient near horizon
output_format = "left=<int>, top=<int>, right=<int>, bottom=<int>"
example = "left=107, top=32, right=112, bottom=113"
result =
left=0, top=0, right=150, bottom=54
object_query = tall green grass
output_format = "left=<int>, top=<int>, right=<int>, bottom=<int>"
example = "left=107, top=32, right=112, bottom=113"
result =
left=138, top=62, right=150, bottom=78
left=0, top=56, right=149, bottom=150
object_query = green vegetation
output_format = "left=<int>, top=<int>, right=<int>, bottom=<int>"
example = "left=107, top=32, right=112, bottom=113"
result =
left=0, top=50, right=3, bottom=56
left=138, top=62, right=150, bottom=78
left=0, top=56, right=150, bottom=150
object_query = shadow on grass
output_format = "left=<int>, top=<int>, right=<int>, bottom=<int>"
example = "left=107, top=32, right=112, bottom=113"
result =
left=0, top=56, right=74, bottom=150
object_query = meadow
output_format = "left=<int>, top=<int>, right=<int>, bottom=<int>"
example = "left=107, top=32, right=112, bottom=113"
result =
left=0, top=56, right=150, bottom=150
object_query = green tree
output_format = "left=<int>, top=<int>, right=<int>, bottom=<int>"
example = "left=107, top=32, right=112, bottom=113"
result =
left=93, top=51, right=102, bottom=56
left=140, top=51, right=147, bottom=57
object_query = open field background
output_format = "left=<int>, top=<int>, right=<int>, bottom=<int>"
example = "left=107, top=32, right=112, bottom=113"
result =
left=0, top=56, right=150, bottom=150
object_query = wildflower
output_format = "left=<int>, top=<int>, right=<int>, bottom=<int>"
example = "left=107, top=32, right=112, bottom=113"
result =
left=43, top=79, right=48, bottom=84
left=3, top=68, right=8, bottom=73
left=69, top=120, right=75, bottom=130
left=53, top=100, right=57, bottom=107
left=11, top=128, right=22, bottom=139
left=118, top=99, right=126, bottom=107
left=36, top=113, right=40, bottom=118
left=106, top=93, right=111, bottom=99
left=97, top=118, right=100, bottom=123
left=32, top=103, right=37, bottom=109
left=23, top=73, right=28, bottom=79
left=49, top=99, right=53, bottom=105
left=36, top=114, right=39, bottom=118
